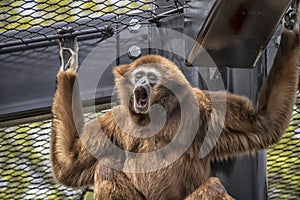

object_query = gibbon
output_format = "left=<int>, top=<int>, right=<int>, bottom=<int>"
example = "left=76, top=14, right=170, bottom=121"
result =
left=51, top=27, right=299, bottom=199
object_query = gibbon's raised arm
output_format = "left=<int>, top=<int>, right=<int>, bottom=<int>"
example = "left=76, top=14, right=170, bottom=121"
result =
left=205, top=28, right=300, bottom=161
left=51, top=70, right=98, bottom=187
left=51, top=39, right=126, bottom=189
left=50, top=38, right=104, bottom=188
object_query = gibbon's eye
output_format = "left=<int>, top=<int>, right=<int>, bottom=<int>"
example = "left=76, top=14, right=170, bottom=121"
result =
left=135, top=71, right=145, bottom=81
left=147, top=72, right=158, bottom=85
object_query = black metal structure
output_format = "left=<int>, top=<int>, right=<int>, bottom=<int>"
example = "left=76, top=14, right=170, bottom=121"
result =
left=186, top=0, right=292, bottom=68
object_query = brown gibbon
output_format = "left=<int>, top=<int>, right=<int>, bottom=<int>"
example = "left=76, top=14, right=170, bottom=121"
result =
left=51, top=27, right=300, bottom=200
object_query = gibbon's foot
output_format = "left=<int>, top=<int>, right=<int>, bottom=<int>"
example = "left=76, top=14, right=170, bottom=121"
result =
left=59, top=36, right=79, bottom=72
left=185, top=177, right=234, bottom=200
left=94, top=164, right=145, bottom=200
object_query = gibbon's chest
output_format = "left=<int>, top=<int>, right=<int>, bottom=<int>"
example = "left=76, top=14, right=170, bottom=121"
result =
left=122, top=133, right=208, bottom=199
left=125, top=154, right=208, bottom=200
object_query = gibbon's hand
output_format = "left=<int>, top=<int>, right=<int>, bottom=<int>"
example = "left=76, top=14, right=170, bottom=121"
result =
left=58, top=37, right=79, bottom=72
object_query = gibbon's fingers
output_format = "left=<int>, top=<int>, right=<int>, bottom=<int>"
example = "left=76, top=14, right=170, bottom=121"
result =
left=58, top=37, right=79, bottom=72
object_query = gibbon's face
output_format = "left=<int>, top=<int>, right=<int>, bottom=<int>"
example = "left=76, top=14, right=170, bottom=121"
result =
left=114, top=55, right=191, bottom=115
left=130, top=66, right=161, bottom=114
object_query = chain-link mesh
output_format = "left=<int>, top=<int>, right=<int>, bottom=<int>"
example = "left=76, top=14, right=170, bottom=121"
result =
left=0, top=111, right=105, bottom=200
left=0, top=0, right=184, bottom=54
left=0, top=0, right=154, bottom=35
left=267, top=92, right=300, bottom=199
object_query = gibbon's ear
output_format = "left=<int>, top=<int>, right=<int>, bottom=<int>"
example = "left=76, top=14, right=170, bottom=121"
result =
left=113, top=64, right=132, bottom=79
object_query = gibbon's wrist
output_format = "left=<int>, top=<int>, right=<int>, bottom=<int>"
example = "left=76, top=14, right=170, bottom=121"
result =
left=280, top=27, right=300, bottom=52
left=56, top=70, right=78, bottom=86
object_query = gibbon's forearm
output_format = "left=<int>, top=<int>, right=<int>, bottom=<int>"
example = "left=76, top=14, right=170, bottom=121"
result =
left=252, top=28, right=299, bottom=143
left=257, top=28, right=299, bottom=122
left=51, top=71, right=97, bottom=187
left=209, top=28, right=300, bottom=161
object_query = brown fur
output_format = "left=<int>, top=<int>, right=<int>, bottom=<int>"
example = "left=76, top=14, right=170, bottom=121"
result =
left=51, top=28, right=300, bottom=199
left=185, top=177, right=233, bottom=200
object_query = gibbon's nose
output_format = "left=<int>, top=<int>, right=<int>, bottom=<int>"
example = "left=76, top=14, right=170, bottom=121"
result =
left=137, top=79, right=148, bottom=87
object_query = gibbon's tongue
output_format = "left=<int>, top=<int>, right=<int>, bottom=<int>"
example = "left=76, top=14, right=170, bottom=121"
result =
left=135, top=86, right=148, bottom=108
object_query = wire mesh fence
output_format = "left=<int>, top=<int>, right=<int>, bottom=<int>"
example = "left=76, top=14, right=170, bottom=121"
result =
left=0, top=0, right=153, bottom=53
left=0, top=111, right=104, bottom=200
left=0, top=0, right=184, bottom=54
left=266, top=92, right=300, bottom=199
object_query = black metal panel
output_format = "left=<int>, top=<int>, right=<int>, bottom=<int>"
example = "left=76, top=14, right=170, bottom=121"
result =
left=186, top=0, right=292, bottom=68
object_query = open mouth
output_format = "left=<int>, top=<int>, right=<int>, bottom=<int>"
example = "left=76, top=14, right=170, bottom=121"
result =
left=134, top=86, right=148, bottom=110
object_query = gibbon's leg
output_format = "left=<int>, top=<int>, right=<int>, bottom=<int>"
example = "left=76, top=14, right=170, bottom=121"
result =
left=205, top=27, right=300, bottom=161
left=94, top=164, right=145, bottom=200
left=51, top=38, right=144, bottom=199
left=185, top=177, right=233, bottom=200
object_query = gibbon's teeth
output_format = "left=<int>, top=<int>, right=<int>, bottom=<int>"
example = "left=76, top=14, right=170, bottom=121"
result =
left=138, top=99, right=147, bottom=108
